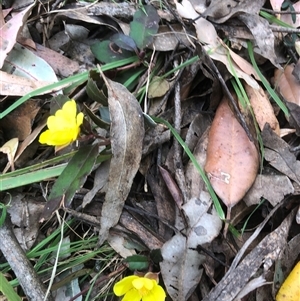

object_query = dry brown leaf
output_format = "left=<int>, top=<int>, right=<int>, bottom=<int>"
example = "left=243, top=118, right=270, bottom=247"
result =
left=0, top=71, right=55, bottom=96
left=244, top=174, right=294, bottom=206
left=202, top=0, right=265, bottom=23
left=238, top=13, right=279, bottom=68
left=262, top=124, right=300, bottom=184
left=244, top=83, right=280, bottom=135
left=274, top=64, right=300, bottom=105
left=205, top=97, right=259, bottom=209
left=98, top=79, right=145, bottom=245
left=0, top=99, right=40, bottom=141
left=152, top=24, right=192, bottom=51
left=28, top=43, right=79, bottom=78
left=0, top=2, right=35, bottom=68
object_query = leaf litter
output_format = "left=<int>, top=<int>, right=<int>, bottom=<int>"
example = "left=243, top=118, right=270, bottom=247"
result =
left=0, top=0, right=300, bottom=300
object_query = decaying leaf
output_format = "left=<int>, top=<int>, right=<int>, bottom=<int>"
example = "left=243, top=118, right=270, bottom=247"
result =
left=98, top=79, right=145, bottom=245
left=160, top=192, right=222, bottom=301
left=0, top=2, right=35, bottom=68
left=148, top=76, right=170, bottom=98
left=176, top=0, right=260, bottom=89
left=176, top=0, right=219, bottom=47
left=244, top=174, right=294, bottom=206
left=202, top=0, right=265, bottom=23
left=152, top=24, right=192, bottom=51
left=0, top=99, right=40, bottom=141
left=6, top=193, right=44, bottom=250
left=0, top=71, right=55, bottom=96
left=262, top=124, right=300, bottom=184
left=238, top=13, right=279, bottom=68
left=82, top=160, right=110, bottom=208
left=274, top=64, right=300, bottom=105
left=205, top=97, right=259, bottom=210
left=202, top=207, right=295, bottom=301
left=285, top=101, right=300, bottom=136
left=0, top=138, right=18, bottom=171
left=244, top=83, right=280, bottom=135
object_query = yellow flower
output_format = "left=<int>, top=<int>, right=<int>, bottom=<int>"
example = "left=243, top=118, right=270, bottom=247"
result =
left=113, top=274, right=166, bottom=301
left=39, top=100, right=84, bottom=147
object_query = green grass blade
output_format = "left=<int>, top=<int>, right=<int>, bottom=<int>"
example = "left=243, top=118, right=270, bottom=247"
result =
left=0, top=165, right=66, bottom=191
left=0, top=56, right=138, bottom=119
left=260, top=11, right=294, bottom=28
left=247, top=41, right=289, bottom=116
left=0, top=272, right=21, bottom=301
left=0, top=203, right=7, bottom=227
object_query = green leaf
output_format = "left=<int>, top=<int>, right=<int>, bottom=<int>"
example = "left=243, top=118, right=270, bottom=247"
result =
left=0, top=165, right=67, bottom=191
left=86, top=72, right=108, bottom=106
left=129, top=5, right=160, bottom=49
left=0, top=272, right=22, bottom=301
left=0, top=203, right=7, bottom=227
left=90, top=40, right=133, bottom=63
left=125, top=255, right=149, bottom=271
left=83, top=103, right=110, bottom=129
left=48, top=144, right=99, bottom=207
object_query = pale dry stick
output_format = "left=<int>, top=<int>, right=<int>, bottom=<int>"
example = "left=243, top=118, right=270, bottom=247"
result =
left=269, top=25, right=300, bottom=33
left=144, top=46, right=157, bottom=114
left=0, top=215, right=53, bottom=301
left=173, top=59, right=188, bottom=203
left=44, top=211, right=66, bottom=301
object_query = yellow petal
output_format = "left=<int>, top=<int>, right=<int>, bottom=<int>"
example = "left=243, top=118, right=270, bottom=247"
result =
left=76, top=112, right=84, bottom=127
left=113, top=276, right=139, bottom=296
left=39, top=130, right=73, bottom=146
left=39, top=130, right=52, bottom=144
left=143, top=284, right=166, bottom=301
left=276, top=261, right=300, bottom=301
left=47, top=115, right=71, bottom=131
left=122, top=289, right=142, bottom=301
left=132, top=278, right=154, bottom=291
left=61, top=99, right=77, bottom=120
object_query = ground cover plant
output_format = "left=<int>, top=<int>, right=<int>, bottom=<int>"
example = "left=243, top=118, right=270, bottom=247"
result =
left=0, top=0, right=300, bottom=300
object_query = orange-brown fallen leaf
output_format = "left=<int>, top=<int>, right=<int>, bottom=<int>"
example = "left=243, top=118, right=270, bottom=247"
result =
left=205, top=97, right=259, bottom=210
left=245, top=83, right=280, bottom=135
left=274, top=64, right=300, bottom=105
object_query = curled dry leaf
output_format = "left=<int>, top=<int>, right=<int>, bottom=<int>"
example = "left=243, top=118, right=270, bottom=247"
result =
left=274, top=64, right=300, bottom=105
left=0, top=138, right=18, bottom=172
left=175, top=0, right=219, bottom=47
left=205, top=97, right=259, bottom=209
left=244, top=83, right=280, bottom=135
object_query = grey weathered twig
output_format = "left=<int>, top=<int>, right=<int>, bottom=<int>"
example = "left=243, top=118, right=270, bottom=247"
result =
left=0, top=216, right=53, bottom=301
